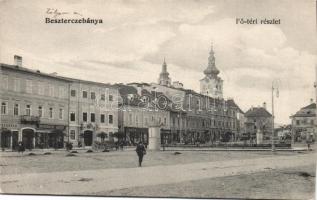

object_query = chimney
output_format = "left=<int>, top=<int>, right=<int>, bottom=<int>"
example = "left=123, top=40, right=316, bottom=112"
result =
left=14, top=55, right=22, bottom=67
left=310, top=98, right=314, bottom=104
left=263, top=102, right=267, bottom=109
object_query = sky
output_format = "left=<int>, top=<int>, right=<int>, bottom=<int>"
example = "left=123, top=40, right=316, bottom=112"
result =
left=0, top=0, right=316, bottom=124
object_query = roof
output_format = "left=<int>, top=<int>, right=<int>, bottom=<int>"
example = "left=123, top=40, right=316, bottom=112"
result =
left=290, top=103, right=316, bottom=118
left=1, top=63, right=116, bottom=88
left=59, top=76, right=115, bottom=88
left=245, top=107, right=272, bottom=118
left=1, top=63, right=70, bottom=82
left=227, top=99, right=244, bottom=113
left=301, top=103, right=316, bottom=110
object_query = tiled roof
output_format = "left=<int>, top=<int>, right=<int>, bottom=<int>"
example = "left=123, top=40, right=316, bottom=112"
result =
left=245, top=107, right=272, bottom=118
left=227, top=99, right=244, bottom=113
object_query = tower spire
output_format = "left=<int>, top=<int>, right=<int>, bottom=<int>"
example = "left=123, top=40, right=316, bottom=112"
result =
left=158, top=58, right=171, bottom=86
left=204, top=44, right=219, bottom=76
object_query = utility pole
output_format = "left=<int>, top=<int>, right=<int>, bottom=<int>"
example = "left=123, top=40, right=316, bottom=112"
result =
left=271, top=84, right=275, bottom=152
left=271, top=80, right=279, bottom=152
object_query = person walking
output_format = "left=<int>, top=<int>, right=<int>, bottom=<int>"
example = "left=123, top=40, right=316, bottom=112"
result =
left=18, top=142, right=25, bottom=155
left=136, top=141, right=146, bottom=167
left=306, top=134, right=313, bottom=151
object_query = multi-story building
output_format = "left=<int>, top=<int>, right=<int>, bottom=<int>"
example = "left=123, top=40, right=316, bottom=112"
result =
left=290, top=100, right=316, bottom=141
left=0, top=56, right=70, bottom=150
left=128, top=45, right=243, bottom=144
left=0, top=56, right=119, bottom=150
left=244, top=103, right=273, bottom=142
left=117, top=84, right=170, bottom=145
left=66, top=78, right=119, bottom=147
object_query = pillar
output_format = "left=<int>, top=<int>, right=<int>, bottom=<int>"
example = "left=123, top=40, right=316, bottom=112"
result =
left=148, top=126, right=161, bottom=150
left=256, top=129, right=263, bottom=145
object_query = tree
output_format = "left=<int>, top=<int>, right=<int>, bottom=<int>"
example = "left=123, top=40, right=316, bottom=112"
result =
left=112, top=132, right=125, bottom=142
left=97, top=132, right=108, bottom=142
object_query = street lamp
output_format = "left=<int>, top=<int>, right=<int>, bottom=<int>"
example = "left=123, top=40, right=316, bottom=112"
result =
left=271, top=80, right=280, bottom=152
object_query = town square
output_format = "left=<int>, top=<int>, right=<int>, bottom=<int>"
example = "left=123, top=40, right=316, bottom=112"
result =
left=0, top=0, right=316, bottom=199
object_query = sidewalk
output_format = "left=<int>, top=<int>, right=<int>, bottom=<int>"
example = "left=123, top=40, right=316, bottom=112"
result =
left=1, top=152, right=316, bottom=195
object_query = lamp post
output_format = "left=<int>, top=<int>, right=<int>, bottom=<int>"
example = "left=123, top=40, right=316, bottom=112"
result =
left=271, top=80, right=280, bottom=152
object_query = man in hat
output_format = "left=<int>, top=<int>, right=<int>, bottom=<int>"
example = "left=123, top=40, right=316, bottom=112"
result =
left=136, top=141, right=146, bottom=167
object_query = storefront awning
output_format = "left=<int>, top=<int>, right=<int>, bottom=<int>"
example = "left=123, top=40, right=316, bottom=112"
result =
left=36, top=129, right=52, bottom=134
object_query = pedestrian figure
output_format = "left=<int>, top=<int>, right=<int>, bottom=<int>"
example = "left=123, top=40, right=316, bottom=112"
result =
left=307, top=134, right=313, bottom=151
left=18, top=142, right=25, bottom=155
left=136, top=141, right=146, bottom=167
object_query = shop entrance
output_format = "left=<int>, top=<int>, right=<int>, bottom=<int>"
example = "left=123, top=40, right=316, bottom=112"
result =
left=22, top=129, right=35, bottom=150
left=84, top=130, right=93, bottom=146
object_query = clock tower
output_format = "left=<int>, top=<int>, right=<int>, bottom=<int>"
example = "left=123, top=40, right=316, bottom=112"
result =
left=200, top=44, right=223, bottom=98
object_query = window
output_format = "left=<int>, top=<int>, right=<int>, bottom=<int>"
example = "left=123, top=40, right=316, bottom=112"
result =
left=26, top=105, right=31, bottom=116
left=101, top=114, right=105, bottom=123
left=91, top=113, right=95, bottom=122
left=109, top=115, right=113, bottom=124
left=136, top=115, right=139, bottom=124
left=101, top=94, right=105, bottom=101
left=38, top=82, right=44, bottom=95
left=311, top=120, right=314, bottom=125
left=164, top=117, right=167, bottom=125
left=83, top=112, right=87, bottom=122
left=109, top=95, right=113, bottom=101
left=14, top=104, right=19, bottom=116
left=1, top=102, right=7, bottom=114
left=26, top=80, right=32, bottom=93
left=49, top=108, right=53, bottom=119
left=70, top=130, right=76, bottom=140
left=2, top=75, right=8, bottom=90
left=49, top=85, right=54, bottom=96
left=59, top=87, right=64, bottom=98
left=82, top=91, right=88, bottom=98
left=296, top=120, right=300, bottom=125
left=91, top=92, right=96, bottom=100
left=38, top=106, right=43, bottom=117
left=71, top=90, right=76, bottom=97
left=14, top=78, right=20, bottom=92
left=59, top=108, right=63, bottom=120
left=70, top=112, right=76, bottom=122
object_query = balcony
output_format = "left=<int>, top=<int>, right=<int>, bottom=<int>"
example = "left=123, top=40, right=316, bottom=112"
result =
left=20, top=115, right=40, bottom=125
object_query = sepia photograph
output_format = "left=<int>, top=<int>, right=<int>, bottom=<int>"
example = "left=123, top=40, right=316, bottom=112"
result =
left=0, top=0, right=316, bottom=199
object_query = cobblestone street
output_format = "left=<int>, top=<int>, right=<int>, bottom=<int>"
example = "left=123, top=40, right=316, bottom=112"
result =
left=0, top=150, right=315, bottom=199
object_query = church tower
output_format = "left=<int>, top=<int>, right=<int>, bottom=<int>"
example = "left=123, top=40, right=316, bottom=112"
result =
left=158, top=58, right=171, bottom=87
left=200, top=44, right=223, bottom=98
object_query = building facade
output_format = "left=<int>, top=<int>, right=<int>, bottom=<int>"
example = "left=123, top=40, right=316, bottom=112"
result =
left=0, top=59, right=70, bottom=150
left=290, top=101, right=316, bottom=141
left=0, top=56, right=119, bottom=150
left=244, top=104, right=273, bottom=142
left=67, top=79, right=119, bottom=147
left=117, top=84, right=170, bottom=145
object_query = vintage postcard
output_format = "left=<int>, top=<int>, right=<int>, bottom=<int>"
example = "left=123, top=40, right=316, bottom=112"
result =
left=0, top=0, right=316, bottom=199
